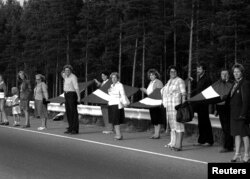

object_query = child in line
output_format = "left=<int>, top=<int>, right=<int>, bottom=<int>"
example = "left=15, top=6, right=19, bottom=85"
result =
left=7, top=87, right=21, bottom=126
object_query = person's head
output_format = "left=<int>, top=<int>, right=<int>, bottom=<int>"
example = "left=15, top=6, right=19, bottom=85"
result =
left=232, top=63, right=244, bottom=81
left=110, top=72, right=119, bottom=84
left=18, top=71, right=27, bottom=81
left=63, top=64, right=73, bottom=77
left=35, top=74, right=45, bottom=84
left=197, top=63, right=206, bottom=77
left=167, top=65, right=178, bottom=79
left=11, top=87, right=18, bottom=95
left=147, top=69, right=160, bottom=81
left=101, top=71, right=109, bottom=81
left=220, top=69, right=229, bottom=81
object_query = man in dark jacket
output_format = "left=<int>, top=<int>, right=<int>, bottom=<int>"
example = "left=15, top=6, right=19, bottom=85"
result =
left=192, top=63, right=214, bottom=146
left=215, top=69, right=234, bottom=152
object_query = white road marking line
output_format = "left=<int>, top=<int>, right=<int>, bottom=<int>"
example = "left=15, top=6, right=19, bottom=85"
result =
left=0, top=126, right=207, bottom=164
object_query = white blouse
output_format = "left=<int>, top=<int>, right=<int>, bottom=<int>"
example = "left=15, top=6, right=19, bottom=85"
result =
left=108, top=81, right=126, bottom=109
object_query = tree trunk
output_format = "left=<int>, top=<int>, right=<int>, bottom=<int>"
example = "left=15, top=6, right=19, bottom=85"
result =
left=234, top=22, right=237, bottom=64
left=118, top=19, right=122, bottom=78
left=66, top=34, right=70, bottom=64
left=195, top=0, right=200, bottom=82
left=173, top=0, right=177, bottom=66
left=55, top=57, right=59, bottom=96
left=142, top=25, right=146, bottom=99
left=131, top=38, right=138, bottom=103
left=187, top=0, right=194, bottom=100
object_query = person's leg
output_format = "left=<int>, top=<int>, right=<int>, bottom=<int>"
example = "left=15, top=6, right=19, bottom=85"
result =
left=24, top=109, right=30, bottom=126
left=101, top=105, right=113, bottom=133
left=17, top=114, right=20, bottom=125
left=64, top=93, right=72, bottom=132
left=13, top=115, right=17, bottom=126
left=197, top=104, right=213, bottom=145
left=167, top=113, right=176, bottom=147
left=0, top=99, right=8, bottom=124
left=154, top=124, right=161, bottom=138
left=71, top=93, right=79, bottom=133
left=114, top=125, right=122, bottom=140
left=175, top=132, right=184, bottom=150
left=218, top=106, right=234, bottom=151
left=242, top=136, right=250, bottom=162
left=231, top=135, right=242, bottom=162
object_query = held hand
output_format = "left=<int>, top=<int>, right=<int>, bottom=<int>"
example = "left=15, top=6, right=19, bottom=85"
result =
left=189, top=77, right=194, bottom=81
left=214, top=110, right=218, bottom=117
left=77, top=97, right=81, bottom=104
left=140, top=88, right=146, bottom=93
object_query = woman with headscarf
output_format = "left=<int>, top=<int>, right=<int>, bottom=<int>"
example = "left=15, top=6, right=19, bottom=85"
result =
left=34, top=74, right=49, bottom=130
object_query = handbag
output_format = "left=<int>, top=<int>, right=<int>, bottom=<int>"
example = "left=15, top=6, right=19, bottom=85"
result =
left=175, top=102, right=194, bottom=123
left=43, top=98, right=49, bottom=105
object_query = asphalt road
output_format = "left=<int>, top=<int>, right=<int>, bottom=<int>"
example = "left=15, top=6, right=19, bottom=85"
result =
left=0, top=126, right=207, bottom=179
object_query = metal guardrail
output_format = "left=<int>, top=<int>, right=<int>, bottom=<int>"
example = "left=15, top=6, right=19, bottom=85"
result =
left=29, top=101, right=221, bottom=128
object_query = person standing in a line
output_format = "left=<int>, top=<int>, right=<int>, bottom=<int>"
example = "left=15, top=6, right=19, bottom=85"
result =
left=8, top=87, right=21, bottom=126
left=214, top=69, right=234, bottom=153
left=0, top=74, right=9, bottom=125
left=162, top=66, right=186, bottom=151
left=191, top=63, right=214, bottom=146
left=94, top=71, right=114, bottom=134
left=18, top=71, right=31, bottom=128
left=229, top=64, right=250, bottom=163
left=108, top=72, right=128, bottom=140
left=34, top=74, right=49, bottom=130
left=140, top=69, right=163, bottom=139
left=63, top=65, right=80, bottom=134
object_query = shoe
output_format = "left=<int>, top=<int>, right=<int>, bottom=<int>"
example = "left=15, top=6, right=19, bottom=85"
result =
left=173, top=147, right=182, bottom=151
left=22, top=125, right=30, bottom=128
left=37, top=127, right=46, bottom=131
left=114, top=136, right=123, bottom=140
left=193, top=142, right=213, bottom=146
left=70, top=131, right=79, bottom=134
left=64, top=130, right=71, bottom=134
left=164, top=143, right=174, bottom=150
left=203, top=143, right=213, bottom=146
left=193, top=143, right=203, bottom=146
left=219, top=148, right=234, bottom=153
left=102, top=130, right=114, bottom=134
left=242, top=155, right=250, bottom=163
left=150, top=136, right=160, bottom=139
left=230, top=153, right=241, bottom=162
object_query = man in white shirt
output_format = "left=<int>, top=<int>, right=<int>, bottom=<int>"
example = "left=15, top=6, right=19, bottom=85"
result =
left=63, top=65, right=81, bottom=134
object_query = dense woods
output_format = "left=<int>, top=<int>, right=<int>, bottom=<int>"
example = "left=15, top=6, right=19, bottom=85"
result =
left=0, top=0, right=250, bottom=99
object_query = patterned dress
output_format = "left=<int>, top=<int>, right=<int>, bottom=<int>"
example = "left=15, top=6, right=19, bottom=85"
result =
left=162, top=77, right=186, bottom=132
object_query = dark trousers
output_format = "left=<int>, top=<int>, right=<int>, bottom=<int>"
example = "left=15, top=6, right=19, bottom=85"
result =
left=65, top=92, right=79, bottom=132
left=217, top=105, right=234, bottom=150
left=197, top=104, right=214, bottom=144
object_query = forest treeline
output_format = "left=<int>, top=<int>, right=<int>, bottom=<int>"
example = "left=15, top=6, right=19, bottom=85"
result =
left=0, top=0, right=250, bottom=99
